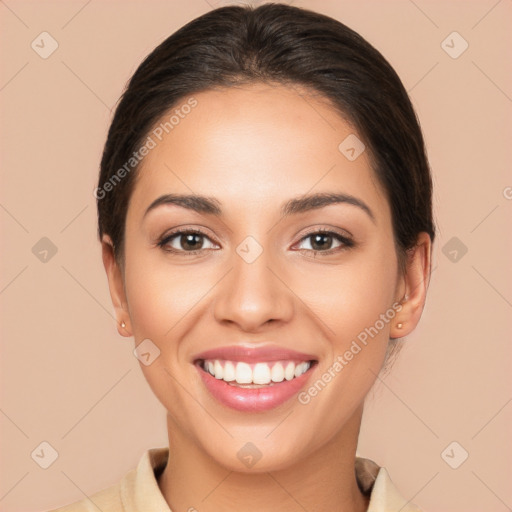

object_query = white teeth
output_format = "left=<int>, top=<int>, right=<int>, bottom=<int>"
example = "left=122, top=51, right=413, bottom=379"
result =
left=213, top=360, right=224, bottom=380
left=294, top=361, right=310, bottom=378
left=253, top=363, right=271, bottom=385
left=271, top=362, right=285, bottom=383
left=235, top=362, right=253, bottom=384
left=284, top=362, right=295, bottom=381
left=223, top=361, right=236, bottom=382
left=302, top=361, right=311, bottom=375
left=203, top=359, right=312, bottom=385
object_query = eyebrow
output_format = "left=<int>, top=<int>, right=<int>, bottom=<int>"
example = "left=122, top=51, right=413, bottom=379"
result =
left=143, top=192, right=376, bottom=223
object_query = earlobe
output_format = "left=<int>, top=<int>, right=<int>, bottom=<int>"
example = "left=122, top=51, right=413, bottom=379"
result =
left=101, top=235, right=132, bottom=338
left=391, top=232, right=432, bottom=338
left=118, top=318, right=131, bottom=337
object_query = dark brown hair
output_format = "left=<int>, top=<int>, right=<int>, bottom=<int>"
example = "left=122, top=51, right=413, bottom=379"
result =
left=96, top=3, right=435, bottom=368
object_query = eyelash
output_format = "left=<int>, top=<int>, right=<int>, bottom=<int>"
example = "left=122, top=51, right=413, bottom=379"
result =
left=156, top=227, right=355, bottom=257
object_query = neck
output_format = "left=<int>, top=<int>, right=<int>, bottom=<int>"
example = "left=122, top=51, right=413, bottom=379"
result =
left=157, top=405, right=370, bottom=512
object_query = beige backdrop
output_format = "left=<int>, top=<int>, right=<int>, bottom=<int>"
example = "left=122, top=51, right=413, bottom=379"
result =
left=1, top=1, right=511, bottom=511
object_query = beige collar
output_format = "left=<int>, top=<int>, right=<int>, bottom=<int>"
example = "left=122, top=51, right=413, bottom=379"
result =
left=120, top=447, right=422, bottom=512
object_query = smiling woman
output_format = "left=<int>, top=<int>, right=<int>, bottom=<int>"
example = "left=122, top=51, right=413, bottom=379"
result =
left=50, top=3, right=434, bottom=512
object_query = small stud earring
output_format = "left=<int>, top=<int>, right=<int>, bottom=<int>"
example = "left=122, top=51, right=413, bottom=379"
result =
left=396, top=322, right=403, bottom=329
left=121, top=321, right=126, bottom=329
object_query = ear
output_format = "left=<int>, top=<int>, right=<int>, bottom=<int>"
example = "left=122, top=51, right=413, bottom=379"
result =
left=390, top=232, right=432, bottom=338
left=101, top=234, right=132, bottom=337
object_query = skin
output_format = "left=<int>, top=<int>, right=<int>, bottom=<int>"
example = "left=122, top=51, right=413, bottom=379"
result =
left=102, top=83, right=431, bottom=512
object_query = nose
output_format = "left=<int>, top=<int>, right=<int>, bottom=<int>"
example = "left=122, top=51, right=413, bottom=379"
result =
left=213, top=248, right=294, bottom=332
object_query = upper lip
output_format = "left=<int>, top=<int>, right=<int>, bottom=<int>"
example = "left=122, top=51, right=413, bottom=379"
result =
left=192, top=344, right=318, bottom=364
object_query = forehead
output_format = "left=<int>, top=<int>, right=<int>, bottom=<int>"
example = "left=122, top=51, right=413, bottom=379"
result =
left=128, top=83, right=389, bottom=222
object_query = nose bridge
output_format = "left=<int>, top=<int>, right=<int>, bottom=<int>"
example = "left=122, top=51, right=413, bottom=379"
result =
left=213, top=239, right=293, bottom=329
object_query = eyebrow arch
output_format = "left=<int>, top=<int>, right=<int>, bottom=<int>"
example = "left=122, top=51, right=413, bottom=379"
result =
left=143, top=192, right=375, bottom=223
left=143, top=194, right=222, bottom=219
left=281, top=192, right=375, bottom=223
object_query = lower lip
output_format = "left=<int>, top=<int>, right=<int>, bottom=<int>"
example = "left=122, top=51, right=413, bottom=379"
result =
left=196, top=362, right=315, bottom=412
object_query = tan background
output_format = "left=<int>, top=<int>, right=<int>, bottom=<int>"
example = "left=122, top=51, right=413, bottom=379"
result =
left=1, top=0, right=511, bottom=511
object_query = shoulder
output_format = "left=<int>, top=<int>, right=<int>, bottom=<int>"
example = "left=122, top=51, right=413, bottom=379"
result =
left=46, top=479, right=123, bottom=511
left=46, top=447, right=169, bottom=512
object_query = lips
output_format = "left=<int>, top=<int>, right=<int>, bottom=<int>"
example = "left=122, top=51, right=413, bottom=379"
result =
left=192, top=345, right=317, bottom=364
left=192, top=344, right=318, bottom=412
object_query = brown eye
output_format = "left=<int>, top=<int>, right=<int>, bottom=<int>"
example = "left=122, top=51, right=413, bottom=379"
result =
left=308, top=233, right=335, bottom=251
left=177, top=233, right=205, bottom=251
left=295, top=230, right=354, bottom=254
left=158, top=229, right=219, bottom=254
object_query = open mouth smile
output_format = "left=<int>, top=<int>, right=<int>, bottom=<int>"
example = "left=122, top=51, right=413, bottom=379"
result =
left=193, top=346, right=318, bottom=412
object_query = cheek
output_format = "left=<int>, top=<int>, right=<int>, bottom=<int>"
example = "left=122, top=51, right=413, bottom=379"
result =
left=122, top=249, right=205, bottom=419
left=292, top=248, right=398, bottom=348
left=290, top=255, right=397, bottom=442
left=123, top=247, right=211, bottom=340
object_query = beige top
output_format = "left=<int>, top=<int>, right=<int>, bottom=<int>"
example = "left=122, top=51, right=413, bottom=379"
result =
left=49, top=447, right=422, bottom=512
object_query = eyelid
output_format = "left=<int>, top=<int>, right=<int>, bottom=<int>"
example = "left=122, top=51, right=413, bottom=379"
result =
left=294, top=224, right=353, bottom=242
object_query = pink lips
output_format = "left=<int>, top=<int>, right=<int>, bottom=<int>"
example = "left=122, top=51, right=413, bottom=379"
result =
left=193, top=345, right=317, bottom=364
left=193, top=345, right=317, bottom=412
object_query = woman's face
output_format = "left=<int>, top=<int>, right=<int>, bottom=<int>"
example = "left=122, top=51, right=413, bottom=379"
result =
left=109, top=83, right=415, bottom=471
